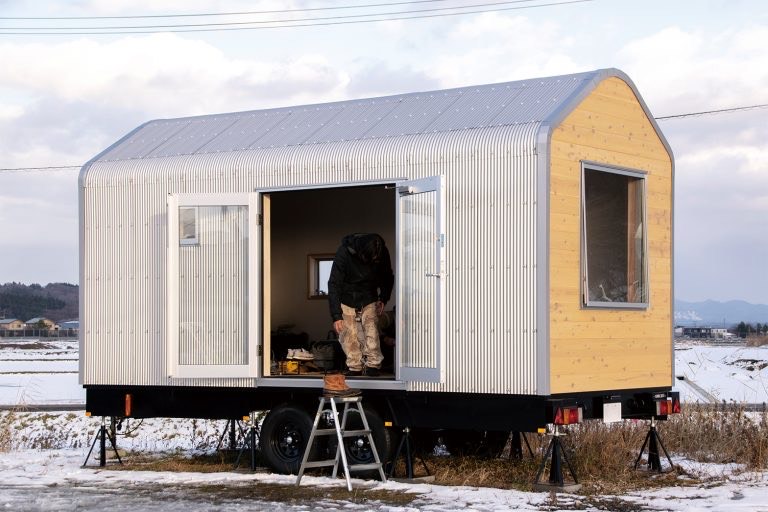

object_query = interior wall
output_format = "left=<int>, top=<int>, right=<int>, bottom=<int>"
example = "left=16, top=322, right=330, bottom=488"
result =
left=269, top=185, right=396, bottom=343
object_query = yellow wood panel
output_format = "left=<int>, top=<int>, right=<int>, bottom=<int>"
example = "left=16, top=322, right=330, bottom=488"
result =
left=550, top=321, right=671, bottom=339
left=551, top=341, right=672, bottom=359
left=550, top=152, right=670, bottom=179
left=548, top=76, right=673, bottom=394
left=551, top=369, right=673, bottom=392
left=553, top=127, right=668, bottom=161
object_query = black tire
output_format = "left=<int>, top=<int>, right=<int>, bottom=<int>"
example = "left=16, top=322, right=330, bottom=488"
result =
left=326, top=405, right=393, bottom=479
left=259, top=404, right=317, bottom=474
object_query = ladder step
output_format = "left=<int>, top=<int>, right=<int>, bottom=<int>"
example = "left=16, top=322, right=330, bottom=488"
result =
left=301, top=459, right=338, bottom=468
left=310, top=428, right=371, bottom=437
left=348, top=463, right=383, bottom=471
left=312, top=428, right=339, bottom=436
left=341, top=429, right=371, bottom=437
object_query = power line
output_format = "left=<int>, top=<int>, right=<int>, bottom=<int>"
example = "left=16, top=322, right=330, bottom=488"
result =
left=0, top=1, right=560, bottom=30
left=0, top=0, right=459, bottom=20
left=655, top=103, right=768, bottom=120
left=0, top=165, right=81, bottom=173
left=2, top=102, right=765, bottom=173
left=0, top=0, right=593, bottom=35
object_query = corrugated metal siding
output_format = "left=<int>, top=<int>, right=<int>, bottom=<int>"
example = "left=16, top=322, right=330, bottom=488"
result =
left=81, top=70, right=599, bottom=393
left=82, top=126, right=540, bottom=393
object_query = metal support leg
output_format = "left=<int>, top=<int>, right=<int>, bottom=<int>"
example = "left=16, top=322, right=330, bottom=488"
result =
left=234, top=413, right=260, bottom=470
left=387, top=427, right=432, bottom=480
left=82, top=417, right=123, bottom=468
left=510, top=431, right=534, bottom=460
left=634, top=418, right=674, bottom=472
left=532, top=426, right=580, bottom=492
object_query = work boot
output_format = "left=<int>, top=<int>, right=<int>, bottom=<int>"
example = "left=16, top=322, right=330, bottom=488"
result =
left=323, top=373, right=361, bottom=397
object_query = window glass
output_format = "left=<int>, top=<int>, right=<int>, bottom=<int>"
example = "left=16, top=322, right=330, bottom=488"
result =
left=308, top=254, right=335, bottom=298
left=582, top=165, right=647, bottom=307
left=179, top=207, right=198, bottom=245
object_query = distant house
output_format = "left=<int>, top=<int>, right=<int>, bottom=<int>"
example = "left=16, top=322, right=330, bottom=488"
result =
left=0, top=318, right=24, bottom=330
left=682, top=327, right=713, bottom=338
left=25, top=317, right=58, bottom=330
left=59, top=320, right=79, bottom=330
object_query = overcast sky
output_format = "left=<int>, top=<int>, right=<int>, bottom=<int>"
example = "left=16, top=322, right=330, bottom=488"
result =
left=0, top=0, right=765, bottom=304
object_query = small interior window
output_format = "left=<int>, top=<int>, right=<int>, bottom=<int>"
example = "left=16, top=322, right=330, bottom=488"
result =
left=582, top=164, right=648, bottom=308
left=307, top=254, right=334, bottom=299
left=179, top=207, right=198, bottom=245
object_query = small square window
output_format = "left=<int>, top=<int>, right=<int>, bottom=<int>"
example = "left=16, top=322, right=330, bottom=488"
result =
left=308, top=254, right=335, bottom=299
left=179, top=207, right=199, bottom=245
left=582, top=164, right=648, bottom=308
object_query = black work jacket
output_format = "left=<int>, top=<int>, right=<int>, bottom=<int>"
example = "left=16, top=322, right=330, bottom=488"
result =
left=328, top=235, right=394, bottom=321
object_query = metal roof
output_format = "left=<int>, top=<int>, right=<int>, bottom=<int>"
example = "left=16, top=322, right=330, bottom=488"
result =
left=91, top=68, right=668, bottom=164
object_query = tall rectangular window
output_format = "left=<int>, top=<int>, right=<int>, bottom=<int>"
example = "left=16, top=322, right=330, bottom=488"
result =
left=582, top=163, right=648, bottom=307
left=307, top=254, right=334, bottom=299
left=179, top=207, right=198, bottom=245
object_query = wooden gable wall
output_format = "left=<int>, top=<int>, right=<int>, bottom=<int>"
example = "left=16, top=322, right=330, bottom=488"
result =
left=548, top=77, right=673, bottom=394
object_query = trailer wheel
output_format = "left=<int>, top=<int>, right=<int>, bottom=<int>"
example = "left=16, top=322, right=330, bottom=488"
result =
left=260, top=404, right=317, bottom=474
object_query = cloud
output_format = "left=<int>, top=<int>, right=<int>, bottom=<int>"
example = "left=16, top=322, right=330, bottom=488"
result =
left=423, top=12, right=581, bottom=87
left=345, top=60, right=440, bottom=98
left=618, top=26, right=768, bottom=115
left=0, top=33, right=348, bottom=118
left=0, top=103, right=24, bottom=121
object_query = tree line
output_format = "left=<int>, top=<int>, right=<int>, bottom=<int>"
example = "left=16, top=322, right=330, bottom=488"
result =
left=736, top=321, right=768, bottom=338
left=0, top=282, right=78, bottom=323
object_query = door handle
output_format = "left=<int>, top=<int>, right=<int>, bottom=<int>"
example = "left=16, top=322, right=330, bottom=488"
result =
left=425, top=272, right=447, bottom=278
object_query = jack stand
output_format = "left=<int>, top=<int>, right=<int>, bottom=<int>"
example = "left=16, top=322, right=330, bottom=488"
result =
left=634, top=417, right=674, bottom=472
left=234, top=412, right=261, bottom=471
left=387, top=427, right=434, bottom=482
left=216, top=419, right=242, bottom=452
left=510, top=431, right=534, bottom=460
left=532, top=426, right=580, bottom=492
left=82, top=417, right=123, bottom=468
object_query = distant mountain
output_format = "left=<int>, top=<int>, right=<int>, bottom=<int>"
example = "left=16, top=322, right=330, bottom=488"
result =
left=0, top=282, right=78, bottom=323
left=674, top=299, right=768, bottom=327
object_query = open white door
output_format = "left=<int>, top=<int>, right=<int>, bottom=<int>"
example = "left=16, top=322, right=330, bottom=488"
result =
left=397, top=176, right=445, bottom=382
left=167, top=193, right=260, bottom=378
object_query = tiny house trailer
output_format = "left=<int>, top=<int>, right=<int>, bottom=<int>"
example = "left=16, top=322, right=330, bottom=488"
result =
left=80, top=68, right=678, bottom=472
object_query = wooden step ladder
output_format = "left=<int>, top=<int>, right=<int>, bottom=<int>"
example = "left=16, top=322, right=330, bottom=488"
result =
left=296, top=395, right=387, bottom=491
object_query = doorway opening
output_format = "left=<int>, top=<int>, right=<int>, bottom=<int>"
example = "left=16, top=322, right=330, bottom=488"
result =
left=263, top=184, right=397, bottom=378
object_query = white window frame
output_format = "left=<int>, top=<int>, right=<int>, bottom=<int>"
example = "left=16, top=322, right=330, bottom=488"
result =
left=167, top=193, right=260, bottom=379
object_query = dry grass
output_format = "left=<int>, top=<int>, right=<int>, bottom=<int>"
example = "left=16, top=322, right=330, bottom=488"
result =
left=746, top=336, right=768, bottom=347
left=4, top=403, right=764, bottom=496
left=0, top=411, right=12, bottom=452
left=663, top=403, right=768, bottom=469
left=368, top=404, right=768, bottom=494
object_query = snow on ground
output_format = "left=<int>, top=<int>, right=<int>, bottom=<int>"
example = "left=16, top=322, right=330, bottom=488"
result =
left=673, top=341, right=768, bottom=404
left=0, top=416, right=767, bottom=511
left=2, top=338, right=768, bottom=510
left=0, top=339, right=84, bottom=407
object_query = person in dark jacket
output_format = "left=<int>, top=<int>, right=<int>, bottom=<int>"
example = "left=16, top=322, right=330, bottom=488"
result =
left=328, top=233, right=394, bottom=376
